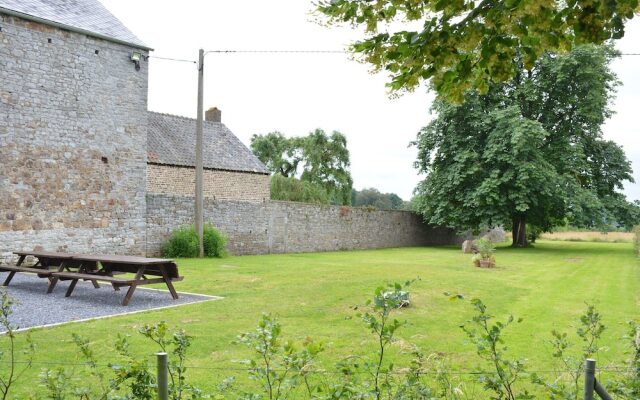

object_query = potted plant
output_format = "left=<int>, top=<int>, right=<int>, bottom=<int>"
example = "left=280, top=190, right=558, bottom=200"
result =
left=473, top=237, right=496, bottom=268
left=471, top=253, right=482, bottom=268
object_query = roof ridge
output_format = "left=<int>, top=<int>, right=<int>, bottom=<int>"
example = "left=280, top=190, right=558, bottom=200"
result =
left=148, top=110, right=226, bottom=126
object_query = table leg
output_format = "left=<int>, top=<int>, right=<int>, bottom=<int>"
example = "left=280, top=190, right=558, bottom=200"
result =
left=65, top=279, right=79, bottom=297
left=159, top=264, right=179, bottom=300
left=47, top=260, right=67, bottom=293
left=122, top=266, right=145, bottom=306
left=2, top=271, right=16, bottom=286
left=16, top=255, right=26, bottom=266
left=122, top=283, right=137, bottom=306
left=3, top=255, right=26, bottom=286
left=82, top=261, right=101, bottom=288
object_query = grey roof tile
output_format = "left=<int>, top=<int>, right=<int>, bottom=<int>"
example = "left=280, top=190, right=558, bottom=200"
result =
left=0, top=0, right=149, bottom=49
left=147, top=111, right=269, bottom=175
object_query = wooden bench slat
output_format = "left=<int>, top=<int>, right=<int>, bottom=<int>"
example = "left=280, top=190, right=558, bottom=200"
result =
left=51, top=272, right=134, bottom=283
left=50, top=272, right=183, bottom=284
left=0, top=265, right=54, bottom=275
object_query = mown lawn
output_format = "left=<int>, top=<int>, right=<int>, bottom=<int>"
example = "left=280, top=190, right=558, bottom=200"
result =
left=4, top=240, right=639, bottom=397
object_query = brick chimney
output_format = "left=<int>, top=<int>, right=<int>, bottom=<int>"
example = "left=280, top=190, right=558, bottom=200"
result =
left=205, top=107, right=221, bottom=122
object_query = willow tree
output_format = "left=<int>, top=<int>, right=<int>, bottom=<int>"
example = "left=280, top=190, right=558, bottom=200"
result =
left=251, top=129, right=353, bottom=205
left=412, top=45, right=634, bottom=246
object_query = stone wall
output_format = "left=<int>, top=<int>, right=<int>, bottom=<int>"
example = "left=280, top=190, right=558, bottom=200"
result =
left=146, top=194, right=461, bottom=256
left=146, top=164, right=270, bottom=202
left=0, top=14, right=149, bottom=255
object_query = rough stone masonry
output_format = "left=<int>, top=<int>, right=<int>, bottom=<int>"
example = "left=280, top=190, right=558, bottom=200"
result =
left=0, top=14, right=149, bottom=255
left=0, top=12, right=461, bottom=260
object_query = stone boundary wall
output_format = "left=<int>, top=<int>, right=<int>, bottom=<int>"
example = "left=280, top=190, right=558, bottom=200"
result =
left=146, top=194, right=462, bottom=256
left=146, top=164, right=270, bottom=202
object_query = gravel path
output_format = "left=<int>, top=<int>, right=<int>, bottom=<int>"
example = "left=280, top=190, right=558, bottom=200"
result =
left=1, top=273, right=221, bottom=333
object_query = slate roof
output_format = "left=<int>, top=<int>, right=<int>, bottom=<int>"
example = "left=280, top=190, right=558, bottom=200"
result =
left=0, top=0, right=150, bottom=49
left=147, top=112, right=269, bottom=175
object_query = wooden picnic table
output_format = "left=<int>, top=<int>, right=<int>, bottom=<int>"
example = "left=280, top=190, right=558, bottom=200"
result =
left=1, top=251, right=100, bottom=287
left=47, top=254, right=183, bottom=306
left=1, top=251, right=183, bottom=306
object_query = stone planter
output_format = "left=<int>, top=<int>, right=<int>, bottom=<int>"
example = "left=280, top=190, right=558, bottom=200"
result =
left=479, top=259, right=495, bottom=268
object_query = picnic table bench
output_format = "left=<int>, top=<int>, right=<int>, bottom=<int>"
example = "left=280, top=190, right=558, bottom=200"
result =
left=1, top=251, right=98, bottom=286
left=1, top=252, right=183, bottom=306
left=48, top=254, right=183, bottom=306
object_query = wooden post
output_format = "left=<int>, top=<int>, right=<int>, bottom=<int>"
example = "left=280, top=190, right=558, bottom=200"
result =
left=195, top=49, right=204, bottom=257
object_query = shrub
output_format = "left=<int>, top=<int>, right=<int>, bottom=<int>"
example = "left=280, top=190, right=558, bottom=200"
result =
left=270, top=174, right=330, bottom=204
left=161, top=224, right=227, bottom=258
left=203, top=224, right=227, bottom=258
left=474, top=237, right=495, bottom=260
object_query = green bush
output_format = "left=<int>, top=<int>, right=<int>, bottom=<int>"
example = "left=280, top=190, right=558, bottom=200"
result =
left=161, top=224, right=227, bottom=258
left=270, top=174, right=330, bottom=204
left=203, top=224, right=227, bottom=258
left=634, top=225, right=640, bottom=256
left=475, top=237, right=495, bottom=259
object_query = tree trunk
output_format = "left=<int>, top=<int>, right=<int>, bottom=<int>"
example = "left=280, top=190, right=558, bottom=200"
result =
left=512, top=216, right=528, bottom=247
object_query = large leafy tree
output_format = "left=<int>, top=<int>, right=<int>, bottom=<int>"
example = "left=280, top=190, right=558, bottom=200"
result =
left=316, top=0, right=638, bottom=101
left=412, top=45, right=635, bottom=246
left=251, top=129, right=353, bottom=205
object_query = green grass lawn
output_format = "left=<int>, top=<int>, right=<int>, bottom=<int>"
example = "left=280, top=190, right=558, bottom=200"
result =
left=4, top=240, right=639, bottom=397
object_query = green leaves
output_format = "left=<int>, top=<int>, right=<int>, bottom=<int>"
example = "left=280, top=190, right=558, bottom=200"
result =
left=316, top=0, right=638, bottom=101
left=412, top=45, right=635, bottom=243
left=460, top=298, right=530, bottom=400
left=1, top=289, right=36, bottom=400
left=251, top=129, right=354, bottom=205
left=235, top=313, right=324, bottom=399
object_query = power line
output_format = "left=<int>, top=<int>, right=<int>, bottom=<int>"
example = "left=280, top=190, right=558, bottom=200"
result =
left=146, top=50, right=640, bottom=63
left=205, top=49, right=347, bottom=54
left=148, top=55, right=197, bottom=64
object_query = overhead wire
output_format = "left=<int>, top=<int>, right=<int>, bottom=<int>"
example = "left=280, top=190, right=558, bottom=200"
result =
left=148, top=55, right=197, bottom=64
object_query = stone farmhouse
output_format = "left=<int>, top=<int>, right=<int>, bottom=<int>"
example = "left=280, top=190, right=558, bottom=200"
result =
left=0, top=0, right=459, bottom=258
left=147, top=109, right=270, bottom=202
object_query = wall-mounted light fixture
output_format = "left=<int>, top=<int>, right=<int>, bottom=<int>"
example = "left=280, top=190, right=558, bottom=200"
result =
left=130, top=51, right=141, bottom=71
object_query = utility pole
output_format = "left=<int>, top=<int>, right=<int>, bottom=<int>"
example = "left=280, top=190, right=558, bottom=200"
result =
left=195, top=48, right=204, bottom=257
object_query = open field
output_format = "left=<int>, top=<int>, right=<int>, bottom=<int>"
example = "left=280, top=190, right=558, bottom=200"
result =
left=540, top=231, right=634, bottom=243
left=3, top=240, right=639, bottom=397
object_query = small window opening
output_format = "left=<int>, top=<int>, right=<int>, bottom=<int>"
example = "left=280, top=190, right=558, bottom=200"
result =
left=95, top=49, right=99, bottom=55
left=101, top=157, right=108, bottom=164
left=47, top=38, right=52, bottom=43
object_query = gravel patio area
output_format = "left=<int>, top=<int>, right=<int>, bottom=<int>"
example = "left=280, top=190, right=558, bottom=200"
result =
left=1, top=273, right=221, bottom=333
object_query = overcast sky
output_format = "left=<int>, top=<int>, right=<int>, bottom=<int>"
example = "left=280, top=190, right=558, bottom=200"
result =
left=100, top=0, right=640, bottom=201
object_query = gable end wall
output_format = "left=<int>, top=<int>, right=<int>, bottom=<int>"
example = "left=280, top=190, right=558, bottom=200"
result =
left=0, top=14, right=149, bottom=255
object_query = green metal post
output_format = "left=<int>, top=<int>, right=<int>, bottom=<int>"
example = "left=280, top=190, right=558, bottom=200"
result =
left=157, top=352, right=168, bottom=400
left=584, top=359, right=596, bottom=400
